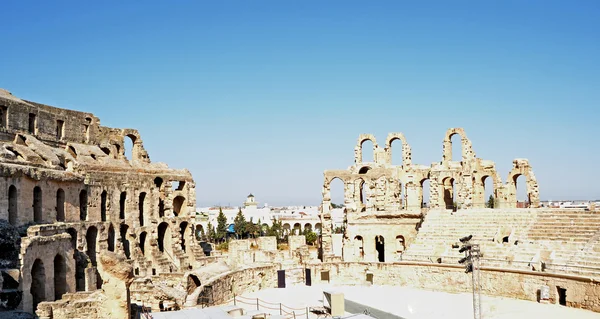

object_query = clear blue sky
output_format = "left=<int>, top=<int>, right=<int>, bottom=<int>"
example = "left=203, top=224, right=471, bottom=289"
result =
left=1, top=1, right=599, bottom=206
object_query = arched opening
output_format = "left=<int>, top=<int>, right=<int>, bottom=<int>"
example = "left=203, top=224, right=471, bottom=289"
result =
left=358, top=167, right=370, bottom=174
left=360, top=180, right=368, bottom=206
left=101, top=190, right=107, bottom=221
left=396, top=235, right=405, bottom=253
left=119, top=192, right=126, bottom=219
left=483, top=176, right=495, bottom=208
left=31, top=259, right=46, bottom=312
left=514, top=175, right=529, bottom=207
left=157, top=222, right=170, bottom=253
left=33, top=186, right=42, bottom=223
left=8, top=185, right=17, bottom=226
left=67, top=228, right=77, bottom=250
left=158, top=198, right=165, bottom=218
left=442, top=177, right=454, bottom=209
left=375, top=235, right=385, bottom=262
left=179, top=222, right=189, bottom=252
left=398, top=181, right=404, bottom=209
left=56, top=188, right=65, bottom=222
left=361, top=139, right=374, bottom=163
left=187, top=274, right=201, bottom=295
left=154, top=177, right=163, bottom=188
left=195, top=224, right=205, bottom=241
left=390, top=138, right=403, bottom=166
left=329, top=178, right=344, bottom=210
left=304, top=223, right=312, bottom=233
left=282, top=223, right=291, bottom=236
left=173, top=196, right=186, bottom=217
left=354, top=235, right=364, bottom=260
left=120, top=224, right=130, bottom=259
left=450, top=133, right=462, bottom=162
left=124, top=135, right=135, bottom=162
left=421, top=179, right=430, bottom=209
left=107, top=224, right=115, bottom=252
left=139, top=231, right=147, bottom=255
left=54, top=254, right=67, bottom=300
left=139, top=192, right=146, bottom=226
left=79, top=189, right=88, bottom=221
left=86, top=226, right=98, bottom=266
left=315, top=223, right=322, bottom=235
left=293, top=223, right=301, bottom=235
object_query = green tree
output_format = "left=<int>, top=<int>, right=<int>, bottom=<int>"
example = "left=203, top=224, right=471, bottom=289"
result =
left=216, top=208, right=228, bottom=242
left=234, top=209, right=247, bottom=239
left=267, top=219, right=283, bottom=242
left=305, top=231, right=317, bottom=245
left=486, top=195, right=495, bottom=208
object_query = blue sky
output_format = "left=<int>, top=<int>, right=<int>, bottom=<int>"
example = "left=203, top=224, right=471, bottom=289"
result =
left=1, top=1, right=599, bottom=206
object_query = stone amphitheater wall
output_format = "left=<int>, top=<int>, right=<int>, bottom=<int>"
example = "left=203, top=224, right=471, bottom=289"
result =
left=308, top=262, right=600, bottom=312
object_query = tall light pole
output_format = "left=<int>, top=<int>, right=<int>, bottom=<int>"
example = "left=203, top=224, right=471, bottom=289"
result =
left=458, top=235, right=482, bottom=319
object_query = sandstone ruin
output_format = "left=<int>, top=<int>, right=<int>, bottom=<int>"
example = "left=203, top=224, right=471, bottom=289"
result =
left=319, top=128, right=540, bottom=262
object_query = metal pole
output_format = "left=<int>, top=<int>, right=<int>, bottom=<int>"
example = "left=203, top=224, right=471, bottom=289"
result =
left=471, top=244, right=482, bottom=319
left=257, top=298, right=260, bottom=310
left=234, top=294, right=236, bottom=306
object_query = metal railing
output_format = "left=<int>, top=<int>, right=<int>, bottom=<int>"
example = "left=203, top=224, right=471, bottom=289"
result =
left=232, top=294, right=312, bottom=319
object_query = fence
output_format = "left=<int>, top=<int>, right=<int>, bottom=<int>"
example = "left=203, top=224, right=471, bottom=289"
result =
left=232, top=294, right=311, bottom=319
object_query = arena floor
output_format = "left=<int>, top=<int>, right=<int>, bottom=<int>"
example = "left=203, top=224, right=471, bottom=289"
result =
left=225, top=284, right=600, bottom=319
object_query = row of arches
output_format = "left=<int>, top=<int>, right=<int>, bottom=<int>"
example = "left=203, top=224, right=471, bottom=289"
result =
left=5, top=184, right=188, bottom=226
left=281, top=222, right=322, bottom=235
left=326, top=173, right=531, bottom=211
left=30, top=254, right=68, bottom=313
left=352, top=234, right=405, bottom=262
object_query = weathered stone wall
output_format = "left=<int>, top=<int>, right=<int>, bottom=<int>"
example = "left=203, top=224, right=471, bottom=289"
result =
left=320, top=128, right=540, bottom=261
left=288, top=235, right=306, bottom=252
left=308, top=262, right=600, bottom=312
left=0, top=89, right=198, bottom=317
left=199, top=265, right=278, bottom=306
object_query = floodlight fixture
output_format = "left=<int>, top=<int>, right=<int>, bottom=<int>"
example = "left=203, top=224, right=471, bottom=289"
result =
left=459, top=235, right=473, bottom=243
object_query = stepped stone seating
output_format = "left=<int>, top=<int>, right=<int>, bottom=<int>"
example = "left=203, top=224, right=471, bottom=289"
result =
left=403, top=209, right=600, bottom=277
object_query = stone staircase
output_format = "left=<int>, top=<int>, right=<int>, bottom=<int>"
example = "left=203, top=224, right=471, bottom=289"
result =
left=403, top=209, right=600, bottom=277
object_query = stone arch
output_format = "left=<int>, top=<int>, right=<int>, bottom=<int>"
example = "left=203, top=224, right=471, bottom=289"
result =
left=293, top=223, right=301, bottom=235
left=31, top=258, right=46, bottom=313
left=120, top=224, right=131, bottom=259
left=442, top=177, right=455, bottom=209
left=67, top=228, right=78, bottom=250
left=358, top=166, right=371, bottom=174
left=385, top=133, right=412, bottom=166
left=395, top=235, right=405, bottom=253
left=154, top=177, right=164, bottom=188
left=282, top=223, right=291, bottom=235
left=375, top=235, right=385, bottom=262
left=79, top=189, right=88, bottom=221
left=179, top=221, right=189, bottom=252
left=173, top=196, right=186, bottom=217
left=139, top=192, right=146, bottom=226
left=506, top=159, right=540, bottom=208
left=357, top=178, right=368, bottom=207
left=324, top=176, right=345, bottom=210
left=481, top=175, right=496, bottom=208
left=315, top=223, right=322, bottom=234
left=8, top=185, right=17, bottom=225
left=139, top=231, right=147, bottom=255
left=54, top=254, right=68, bottom=301
left=100, top=190, right=107, bottom=222
left=158, top=222, right=171, bottom=253
left=354, top=235, right=364, bottom=260
left=420, top=177, right=431, bottom=209
left=33, top=186, right=42, bottom=223
left=86, top=226, right=98, bottom=266
left=119, top=192, right=126, bottom=220
left=56, top=188, right=65, bottom=222
left=124, top=134, right=137, bottom=162
left=355, top=134, right=378, bottom=164
left=187, top=274, right=201, bottom=295
left=107, top=224, right=115, bottom=252
left=442, top=128, right=474, bottom=162
left=304, top=223, right=312, bottom=233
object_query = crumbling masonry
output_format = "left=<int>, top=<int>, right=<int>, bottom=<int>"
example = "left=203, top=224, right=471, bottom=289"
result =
left=319, top=128, right=540, bottom=262
left=0, top=89, right=197, bottom=318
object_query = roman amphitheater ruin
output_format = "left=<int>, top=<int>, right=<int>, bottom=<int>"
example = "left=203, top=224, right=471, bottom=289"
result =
left=0, top=88, right=599, bottom=319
